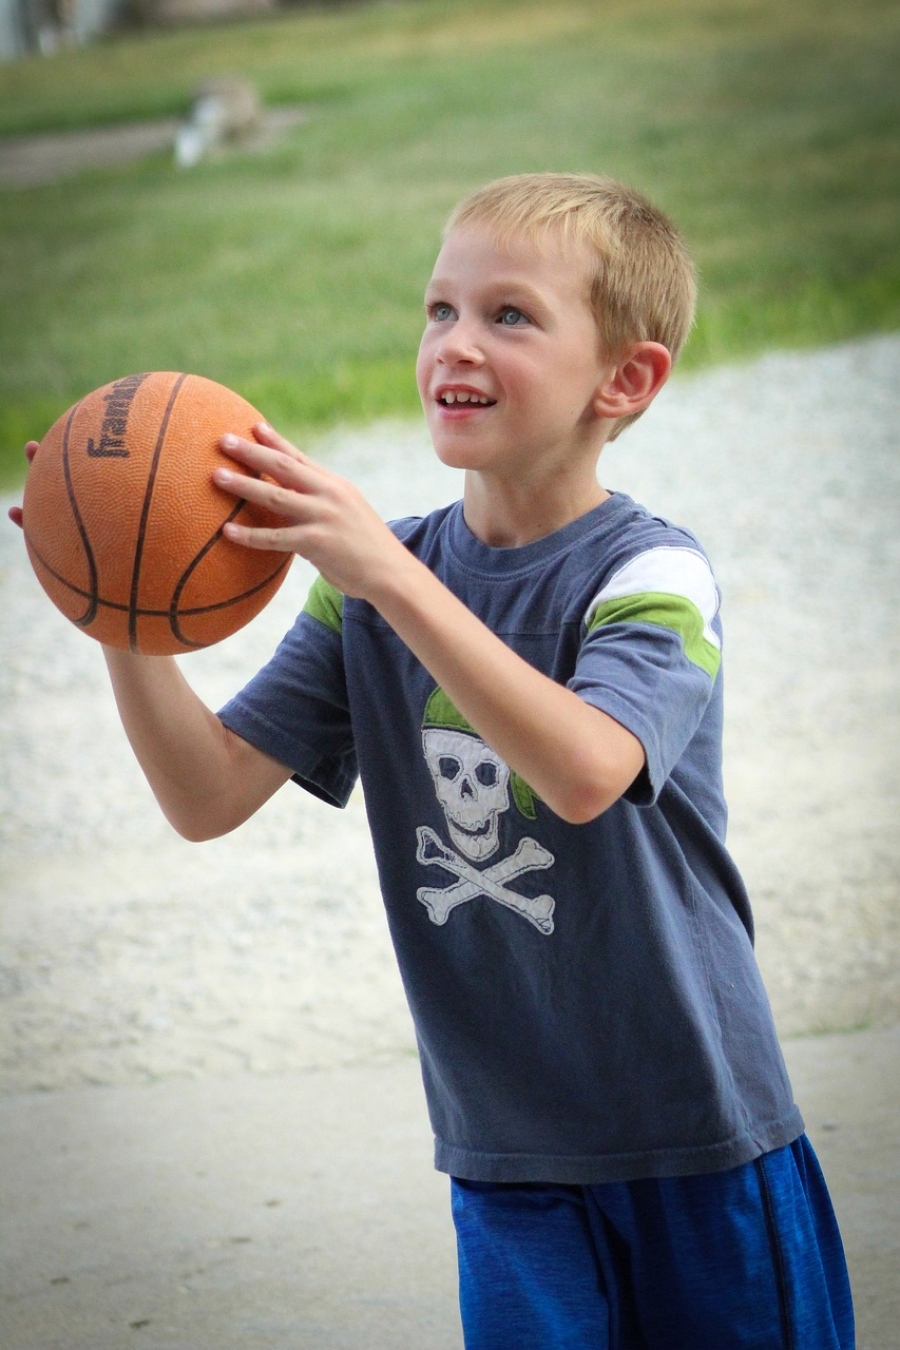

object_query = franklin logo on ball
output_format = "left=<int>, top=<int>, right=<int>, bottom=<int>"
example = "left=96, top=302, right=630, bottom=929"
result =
left=86, top=372, right=148, bottom=458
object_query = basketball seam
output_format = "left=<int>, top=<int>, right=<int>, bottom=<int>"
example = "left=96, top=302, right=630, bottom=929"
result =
left=171, top=540, right=290, bottom=647
left=129, top=372, right=188, bottom=652
left=169, top=497, right=245, bottom=641
left=24, top=552, right=289, bottom=621
left=61, top=402, right=100, bottom=629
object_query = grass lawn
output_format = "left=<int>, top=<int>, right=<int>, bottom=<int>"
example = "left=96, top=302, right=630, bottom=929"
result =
left=0, top=0, right=898, bottom=486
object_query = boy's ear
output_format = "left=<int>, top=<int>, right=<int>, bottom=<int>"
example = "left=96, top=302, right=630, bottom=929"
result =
left=593, top=342, right=672, bottom=420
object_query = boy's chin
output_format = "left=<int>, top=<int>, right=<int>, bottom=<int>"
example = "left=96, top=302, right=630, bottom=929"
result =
left=431, top=441, right=493, bottom=474
left=428, top=422, right=500, bottom=470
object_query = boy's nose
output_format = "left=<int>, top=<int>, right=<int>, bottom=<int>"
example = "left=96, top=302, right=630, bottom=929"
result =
left=436, top=321, right=484, bottom=366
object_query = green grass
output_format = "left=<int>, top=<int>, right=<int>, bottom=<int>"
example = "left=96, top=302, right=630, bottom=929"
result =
left=1, top=0, right=898, bottom=487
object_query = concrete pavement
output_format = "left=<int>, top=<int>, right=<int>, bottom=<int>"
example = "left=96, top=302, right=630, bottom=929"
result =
left=2, top=1026, right=898, bottom=1349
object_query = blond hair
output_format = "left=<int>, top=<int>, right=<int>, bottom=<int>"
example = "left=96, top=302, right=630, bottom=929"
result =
left=444, top=172, right=697, bottom=439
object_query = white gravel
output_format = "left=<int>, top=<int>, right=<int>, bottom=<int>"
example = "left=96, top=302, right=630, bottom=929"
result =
left=2, top=335, right=898, bottom=1093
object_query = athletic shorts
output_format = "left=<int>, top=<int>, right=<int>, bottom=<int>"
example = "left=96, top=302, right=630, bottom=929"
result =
left=451, top=1134, right=853, bottom=1349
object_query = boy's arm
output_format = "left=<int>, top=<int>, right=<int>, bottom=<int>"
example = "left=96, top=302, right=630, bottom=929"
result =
left=103, top=649, right=292, bottom=841
left=9, top=443, right=290, bottom=841
left=364, top=557, right=645, bottom=823
left=215, top=428, right=644, bottom=824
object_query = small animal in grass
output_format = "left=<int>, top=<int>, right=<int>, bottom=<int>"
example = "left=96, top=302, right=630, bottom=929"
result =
left=174, top=77, right=262, bottom=169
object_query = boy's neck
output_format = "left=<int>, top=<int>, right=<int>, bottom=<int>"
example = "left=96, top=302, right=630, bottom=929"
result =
left=461, top=469, right=611, bottom=549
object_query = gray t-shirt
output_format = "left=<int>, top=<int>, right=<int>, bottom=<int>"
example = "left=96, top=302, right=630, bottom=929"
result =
left=219, top=493, right=803, bottom=1184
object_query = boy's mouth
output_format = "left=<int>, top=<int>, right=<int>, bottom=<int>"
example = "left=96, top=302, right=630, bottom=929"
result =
left=436, top=387, right=496, bottom=408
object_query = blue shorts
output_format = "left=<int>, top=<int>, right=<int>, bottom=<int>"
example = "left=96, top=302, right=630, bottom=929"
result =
left=451, top=1135, right=853, bottom=1349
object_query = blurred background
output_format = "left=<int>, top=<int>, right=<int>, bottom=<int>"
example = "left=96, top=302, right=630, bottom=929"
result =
left=2, top=6, right=899, bottom=1345
left=0, top=0, right=898, bottom=484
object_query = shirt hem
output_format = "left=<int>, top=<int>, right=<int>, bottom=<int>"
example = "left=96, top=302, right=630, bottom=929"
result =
left=433, top=1107, right=805, bottom=1185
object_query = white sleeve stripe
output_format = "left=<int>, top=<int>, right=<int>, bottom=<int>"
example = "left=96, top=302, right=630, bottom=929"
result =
left=584, top=547, right=721, bottom=651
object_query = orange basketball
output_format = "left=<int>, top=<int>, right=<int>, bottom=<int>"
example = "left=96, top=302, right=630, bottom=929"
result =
left=22, top=371, right=292, bottom=655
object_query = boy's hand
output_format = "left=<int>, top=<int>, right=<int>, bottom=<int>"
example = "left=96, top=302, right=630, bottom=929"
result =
left=6, top=442, right=39, bottom=529
left=214, top=422, right=411, bottom=600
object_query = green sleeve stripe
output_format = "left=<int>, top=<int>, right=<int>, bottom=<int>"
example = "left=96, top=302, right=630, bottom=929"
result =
left=587, top=592, right=721, bottom=680
left=302, top=575, right=344, bottom=634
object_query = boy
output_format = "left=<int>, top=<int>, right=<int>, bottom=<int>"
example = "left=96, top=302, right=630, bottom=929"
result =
left=14, top=173, right=853, bottom=1346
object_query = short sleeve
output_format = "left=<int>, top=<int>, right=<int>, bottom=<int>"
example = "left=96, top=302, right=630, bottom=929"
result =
left=218, top=576, right=358, bottom=808
left=568, top=545, right=722, bottom=805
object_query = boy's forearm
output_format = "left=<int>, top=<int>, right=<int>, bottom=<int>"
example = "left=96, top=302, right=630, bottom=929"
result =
left=202, top=428, right=643, bottom=820
left=368, top=553, right=644, bottom=824
left=103, top=649, right=289, bottom=840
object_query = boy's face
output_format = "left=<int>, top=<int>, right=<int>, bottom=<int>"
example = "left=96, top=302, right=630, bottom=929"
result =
left=416, top=224, right=611, bottom=482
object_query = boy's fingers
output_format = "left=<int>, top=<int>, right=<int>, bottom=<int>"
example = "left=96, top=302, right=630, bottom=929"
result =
left=222, top=519, right=292, bottom=551
left=214, top=464, right=280, bottom=508
left=219, top=431, right=315, bottom=485
left=251, top=421, right=304, bottom=457
left=7, top=442, right=39, bottom=527
left=214, top=462, right=312, bottom=525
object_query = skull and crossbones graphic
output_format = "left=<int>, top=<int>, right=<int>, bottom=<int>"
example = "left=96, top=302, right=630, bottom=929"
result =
left=417, top=724, right=556, bottom=935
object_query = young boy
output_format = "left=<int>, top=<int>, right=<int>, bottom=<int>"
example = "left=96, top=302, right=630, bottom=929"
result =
left=16, top=173, right=853, bottom=1347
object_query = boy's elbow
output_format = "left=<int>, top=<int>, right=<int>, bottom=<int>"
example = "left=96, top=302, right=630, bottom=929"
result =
left=156, top=730, right=288, bottom=842
left=550, top=780, right=621, bottom=826
left=174, top=818, right=224, bottom=844
left=160, top=796, right=243, bottom=844
left=547, top=740, right=645, bottom=825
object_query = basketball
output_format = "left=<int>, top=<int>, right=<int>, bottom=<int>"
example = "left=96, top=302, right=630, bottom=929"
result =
left=22, top=372, right=292, bottom=655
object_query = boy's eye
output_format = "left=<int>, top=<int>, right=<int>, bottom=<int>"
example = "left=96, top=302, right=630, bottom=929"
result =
left=430, top=302, right=455, bottom=322
left=497, top=307, right=529, bottom=326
